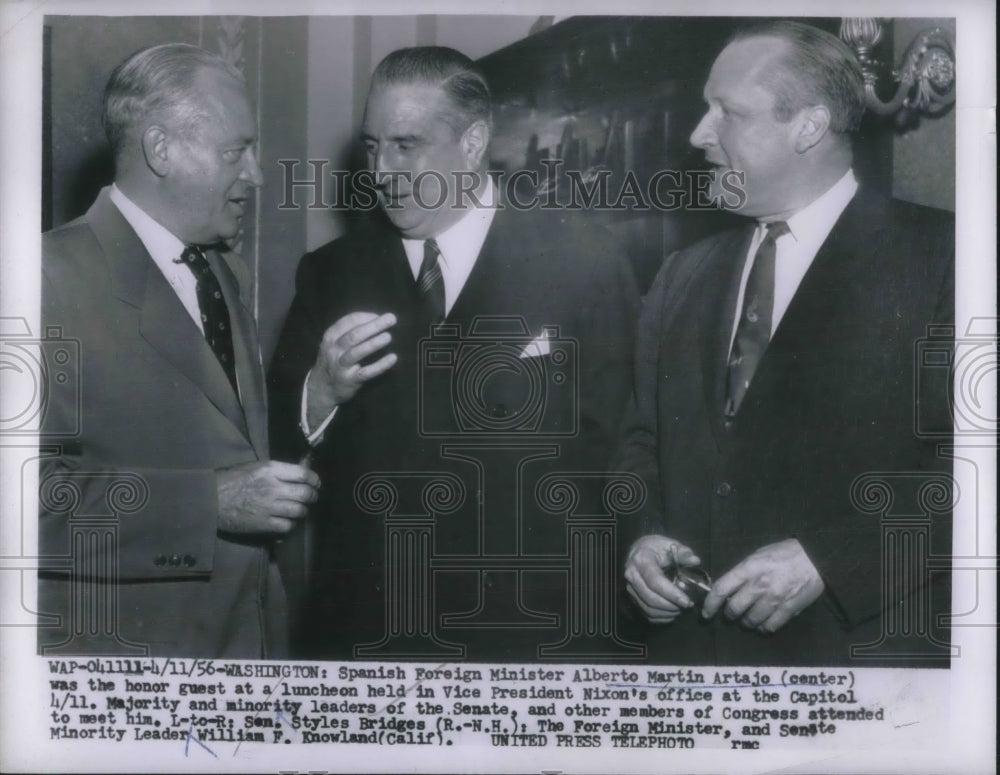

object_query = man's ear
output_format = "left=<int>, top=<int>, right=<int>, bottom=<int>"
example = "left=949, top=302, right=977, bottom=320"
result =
left=793, top=105, right=832, bottom=153
left=141, top=126, right=171, bottom=177
left=462, top=120, right=490, bottom=167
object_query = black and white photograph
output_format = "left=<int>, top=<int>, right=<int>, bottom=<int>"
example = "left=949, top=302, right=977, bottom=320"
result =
left=0, top=0, right=995, bottom=772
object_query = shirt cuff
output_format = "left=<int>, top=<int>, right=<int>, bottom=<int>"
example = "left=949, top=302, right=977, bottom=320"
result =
left=300, top=369, right=337, bottom=445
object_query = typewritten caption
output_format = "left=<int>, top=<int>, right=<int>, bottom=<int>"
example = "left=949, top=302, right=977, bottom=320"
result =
left=41, top=659, right=926, bottom=753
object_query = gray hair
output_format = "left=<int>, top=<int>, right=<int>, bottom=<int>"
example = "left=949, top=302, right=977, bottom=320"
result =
left=370, top=46, right=492, bottom=136
left=731, top=21, right=866, bottom=134
left=102, top=43, right=245, bottom=159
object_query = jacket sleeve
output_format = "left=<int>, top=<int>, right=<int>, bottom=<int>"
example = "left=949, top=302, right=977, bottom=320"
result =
left=612, top=250, right=690, bottom=550
left=574, top=226, right=640, bottom=475
left=266, top=250, right=328, bottom=463
left=795, top=237, right=955, bottom=628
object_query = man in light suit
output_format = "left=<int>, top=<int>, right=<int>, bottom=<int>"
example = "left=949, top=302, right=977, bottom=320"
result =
left=618, top=21, right=953, bottom=666
left=269, top=47, right=638, bottom=661
left=39, top=44, right=320, bottom=658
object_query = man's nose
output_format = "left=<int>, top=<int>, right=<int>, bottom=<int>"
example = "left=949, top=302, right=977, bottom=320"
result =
left=689, top=112, right=716, bottom=150
left=371, top=146, right=397, bottom=187
left=241, top=148, right=264, bottom=187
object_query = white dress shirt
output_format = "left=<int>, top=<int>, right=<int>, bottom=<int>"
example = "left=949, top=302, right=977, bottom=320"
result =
left=109, top=184, right=203, bottom=335
left=400, top=181, right=497, bottom=313
left=728, top=169, right=858, bottom=354
left=301, top=182, right=499, bottom=443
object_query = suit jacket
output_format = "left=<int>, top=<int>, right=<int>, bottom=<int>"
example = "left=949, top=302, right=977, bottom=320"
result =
left=616, top=189, right=954, bottom=667
left=269, top=204, right=638, bottom=661
left=38, top=187, right=285, bottom=658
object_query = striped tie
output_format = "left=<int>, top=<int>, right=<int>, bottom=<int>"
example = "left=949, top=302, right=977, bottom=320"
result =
left=725, top=220, right=789, bottom=419
left=417, top=238, right=445, bottom=323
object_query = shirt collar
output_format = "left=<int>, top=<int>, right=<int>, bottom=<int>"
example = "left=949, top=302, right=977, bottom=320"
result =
left=402, top=179, right=497, bottom=270
left=109, top=184, right=187, bottom=266
left=761, top=168, right=858, bottom=246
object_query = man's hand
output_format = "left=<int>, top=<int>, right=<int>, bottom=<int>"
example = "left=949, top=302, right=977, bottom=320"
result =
left=216, top=461, right=321, bottom=535
left=624, top=535, right=702, bottom=624
left=307, top=311, right=398, bottom=426
left=702, top=538, right=824, bottom=633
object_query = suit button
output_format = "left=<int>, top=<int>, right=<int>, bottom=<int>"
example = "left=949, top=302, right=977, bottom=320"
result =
left=154, top=555, right=166, bottom=567
left=168, top=554, right=182, bottom=567
left=183, top=555, right=196, bottom=567
left=715, top=482, right=732, bottom=497
left=491, top=403, right=508, bottom=418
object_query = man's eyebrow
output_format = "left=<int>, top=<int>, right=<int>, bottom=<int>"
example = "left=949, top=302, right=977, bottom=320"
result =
left=360, top=131, right=424, bottom=143
left=222, top=136, right=256, bottom=149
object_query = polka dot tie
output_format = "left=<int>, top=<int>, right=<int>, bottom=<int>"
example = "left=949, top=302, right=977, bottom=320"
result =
left=725, top=221, right=789, bottom=419
left=417, top=238, right=445, bottom=324
left=177, top=246, right=239, bottom=396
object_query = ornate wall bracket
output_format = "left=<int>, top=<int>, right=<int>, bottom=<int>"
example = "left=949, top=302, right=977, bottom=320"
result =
left=840, top=18, right=956, bottom=117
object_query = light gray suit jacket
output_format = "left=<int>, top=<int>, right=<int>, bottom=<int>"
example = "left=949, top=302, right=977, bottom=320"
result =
left=38, top=187, right=285, bottom=658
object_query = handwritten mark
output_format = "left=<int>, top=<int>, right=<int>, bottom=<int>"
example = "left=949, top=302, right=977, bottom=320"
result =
left=184, top=722, right=218, bottom=759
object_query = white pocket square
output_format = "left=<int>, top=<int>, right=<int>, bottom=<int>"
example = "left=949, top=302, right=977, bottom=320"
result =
left=519, top=332, right=551, bottom=359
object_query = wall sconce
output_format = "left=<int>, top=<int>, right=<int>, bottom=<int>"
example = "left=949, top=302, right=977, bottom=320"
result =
left=840, top=18, right=956, bottom=117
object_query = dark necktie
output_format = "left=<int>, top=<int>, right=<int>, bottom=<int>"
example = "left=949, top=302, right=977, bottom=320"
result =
left=725, top=220, right=789, bottom=419
left=176, top=245, right=239, bottom=396
left=417, top=238, right=446, bottom=324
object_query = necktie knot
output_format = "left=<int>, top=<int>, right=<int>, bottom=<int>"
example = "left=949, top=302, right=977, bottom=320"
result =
left=420, top=239, right=441, bottom=277
left=762, top=220, right=790, bottom=243
left=177, top=244, right=206, bottom=264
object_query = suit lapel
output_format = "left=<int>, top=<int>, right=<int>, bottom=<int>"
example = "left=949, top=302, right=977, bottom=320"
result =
left=212, top=249, right=268, bottom=456
left=446, top=208, right=508, bottom=324
left=733, top=189, right=884, bottom=422
left=382, top=231, right=422, bottom=309
left=86, top=189, right=252, bottom=443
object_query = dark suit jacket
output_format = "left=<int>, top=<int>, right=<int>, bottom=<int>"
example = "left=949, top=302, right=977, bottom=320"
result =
left=38, top=187, right=285, bottom=658
left=615, top=188, right=954, bottom=667
left=269, top=204, right=638, bottom=661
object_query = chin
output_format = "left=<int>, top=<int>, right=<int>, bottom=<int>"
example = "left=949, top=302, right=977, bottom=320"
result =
left=214, top=221, right=241, bottom=242
left=384, top=213, right=427, bottom=238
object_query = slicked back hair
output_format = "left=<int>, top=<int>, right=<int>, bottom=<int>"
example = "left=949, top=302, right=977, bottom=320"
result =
left=103, top=43, right=245, bottom=161
left=730, top=21, right=866, bottom=134
left=369, top=46, right=492, bottom=137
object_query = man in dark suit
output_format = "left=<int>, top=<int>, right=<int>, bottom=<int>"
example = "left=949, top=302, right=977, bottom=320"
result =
left=39, top=44, right=320, bottom=658
left=269, top=47, right=638, bottom=661
left=617, top=22, right=953, bottom=666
